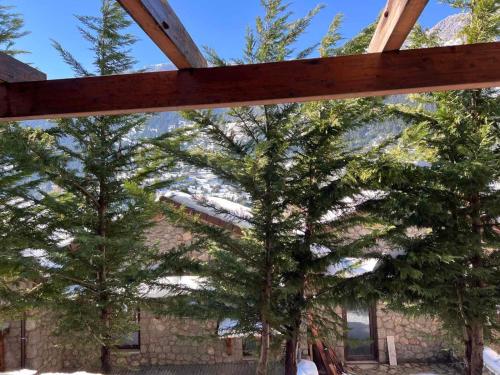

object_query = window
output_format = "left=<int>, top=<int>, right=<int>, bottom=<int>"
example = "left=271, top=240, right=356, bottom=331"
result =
left=343, top=307, right=377, bottom=361
left=117, top=310, right=140, bottom=350
left=242, top=336, right=259, bottom=357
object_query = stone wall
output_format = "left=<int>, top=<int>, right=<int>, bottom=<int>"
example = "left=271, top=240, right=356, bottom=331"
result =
left=147, top=217, right=193, bottom=254
left=375, top=304, right=446, bottom=363
left=24, top=311, right=63, bottom=371
left=58, top=310, right=254, bottom=372
left=3, top=311, right=63, bottom=372
left=112, top=311, right=248, bottom=369
left=3, top=320, right=21, bottom=371
left=2, top=220, right=452, bottom=372
left=309, top=304, right=446, bottom=364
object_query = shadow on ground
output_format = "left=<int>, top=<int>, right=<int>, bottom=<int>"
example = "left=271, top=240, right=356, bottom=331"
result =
left=114, top=362, right=284, bottom=375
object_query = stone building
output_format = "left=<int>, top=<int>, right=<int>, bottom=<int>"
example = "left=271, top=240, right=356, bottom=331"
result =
left=1, top=192, right=449, bottom=372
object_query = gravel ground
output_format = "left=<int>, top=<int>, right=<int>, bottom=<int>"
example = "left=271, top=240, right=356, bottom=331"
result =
left=345, top=362, right=461, bottom=375
left=110, top=362, right=480, bottom=375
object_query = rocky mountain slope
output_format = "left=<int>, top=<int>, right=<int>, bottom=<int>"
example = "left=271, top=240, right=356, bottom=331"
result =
left=20, top=13, right=468, bottom=202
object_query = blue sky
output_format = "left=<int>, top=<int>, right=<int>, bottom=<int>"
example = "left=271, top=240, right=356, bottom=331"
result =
left=11, top=1, right=458, bottom=79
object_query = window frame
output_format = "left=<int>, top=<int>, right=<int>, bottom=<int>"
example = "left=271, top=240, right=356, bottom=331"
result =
left=116, top=310, right=141, bottom=350
left=242, top=335, right=260, bottom=358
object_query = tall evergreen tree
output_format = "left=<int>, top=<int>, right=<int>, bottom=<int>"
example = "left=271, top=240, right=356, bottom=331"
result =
left=154, top=6, right=386, bottom=375
left=0, top=2, right=38, bottom=319
left=0, top=127, right=54, bottom=318
left=363, top=1, right=499, bottom=374
left=275, top=20, right=386, bottom=374
left=9, top=1, right=176, bottom=372
left=154, top=2, right=323, bottom=373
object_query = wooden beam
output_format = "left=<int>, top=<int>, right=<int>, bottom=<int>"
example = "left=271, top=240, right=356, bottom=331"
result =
left=117, top=0, right=207, bottom=69
left=0, top=52, right=46, bottom=83
left=368, top=0, right=429, bottom=53
left=1, top=42, right=499, bottom=122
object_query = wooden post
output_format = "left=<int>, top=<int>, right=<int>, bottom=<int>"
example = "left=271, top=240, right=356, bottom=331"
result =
left=116, top=0, right=207, bottom=68
left=1, top=42, right=499, bottom=122
left=225, top=338, right=233, bottom=356
left=0, top=331, right=5, bottom=372
left=387, top=336, right=398, bottom=366
left=368, top=0, right=429, bottom=53
left=0, top=52, right=46, bottom=83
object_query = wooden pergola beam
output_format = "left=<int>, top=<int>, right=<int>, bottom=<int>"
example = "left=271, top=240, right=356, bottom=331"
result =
left=368, top=0, right=429, bottom=53
left=1, top=42, right=499, bottom=122
left=0, top=52, right=46, bottom=83
left=117, top=0, right=207, bottom=69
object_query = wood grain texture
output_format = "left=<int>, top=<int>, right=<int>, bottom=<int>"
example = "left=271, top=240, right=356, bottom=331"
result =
left=117, top=0, right=206, bottom=68
left=387, top=336, right=398, bottom=366
left=0, top=52, right=46, bottom=83
left=368, top=0, right=429, bottom=53
left=0, top=42, right=499, bottom=122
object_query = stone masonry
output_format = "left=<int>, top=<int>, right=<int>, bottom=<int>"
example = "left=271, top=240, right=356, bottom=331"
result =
left=2, top=218, right=454, bottom=372
left=375, top=304, right=446, bottom=363
left=3, top=311, right=63, bottom=372
left=60, top=312, right=246, bottom=372
left=325, top=304, right=445, bottom=364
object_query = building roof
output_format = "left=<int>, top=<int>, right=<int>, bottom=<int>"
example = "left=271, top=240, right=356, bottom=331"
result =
left=156, top=191, right=383, bottom=286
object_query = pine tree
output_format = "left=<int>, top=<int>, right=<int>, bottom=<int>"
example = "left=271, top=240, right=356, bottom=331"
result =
left=277, top=21, right=386, bottom=374
left=153, top=2, right=324, bottom=373
left=0, top=3, right=38, bottom=320
left=363, top=1, right=499, bottom=374
left=280, top=101, right=381, bottom=374
left=0, top=3, right=28, bottom=56
left=153, top=5, right=387, bottom=375
left=9, top=1, right=176, bottom=372
left=0, top=126, right=53, bottom=318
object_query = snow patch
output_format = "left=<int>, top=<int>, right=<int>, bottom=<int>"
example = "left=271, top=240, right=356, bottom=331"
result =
left=485, top=347, right=500, bottom=375
left=0, top=371, right=101, bottom=375
left=325, top=257, right=379, bottom=277
left=321, top=190, right=385, bottom=223
left=158, top=191, right=252, bottom=228
left=298, top=359, right=319, bottom=375
left=139, top=275, right=204, bottom=299
left=217, top=318, right=241, bottom=337
left=21, top=249, right=61, bottom=269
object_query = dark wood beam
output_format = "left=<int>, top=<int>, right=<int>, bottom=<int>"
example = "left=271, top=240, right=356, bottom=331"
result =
left=0, top=52, right=46, bottom=83
left=368, top=0, right=429, bottom=53
left=117, top=0, right=207, bottom=69
left=1, top=42, right=499, bottom=122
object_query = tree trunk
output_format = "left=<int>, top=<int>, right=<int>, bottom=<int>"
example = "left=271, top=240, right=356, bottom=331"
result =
left=284, top=298, right=304, bottom=375
left=257, top=320, right=271, bottom=375
left=284, top=334, right=299, bottom=375
left=465, top=322, right=484, bottom=375
left=257, top=257, right=272, bottom=375
left=464, top=332, right=472, bottom=374
left=100, top=305, right=112, bottom=374
left=257, top=171, right=274, bottom=375
left=100, top=343, right=112, bottom=374
left=97, top=173, right=111, bottom=374
left=465, top=193, right=485, bottom=375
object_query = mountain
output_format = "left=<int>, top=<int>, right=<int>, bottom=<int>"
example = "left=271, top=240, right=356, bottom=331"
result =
left=19, top=14, right=466, bottom=202
left=345, top=12, right=470, bottom=150
left=429, top=13, right=470, bottom=46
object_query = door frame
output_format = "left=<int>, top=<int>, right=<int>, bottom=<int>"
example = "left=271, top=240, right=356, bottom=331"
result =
left=342, top=305, right=378, bottom=362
